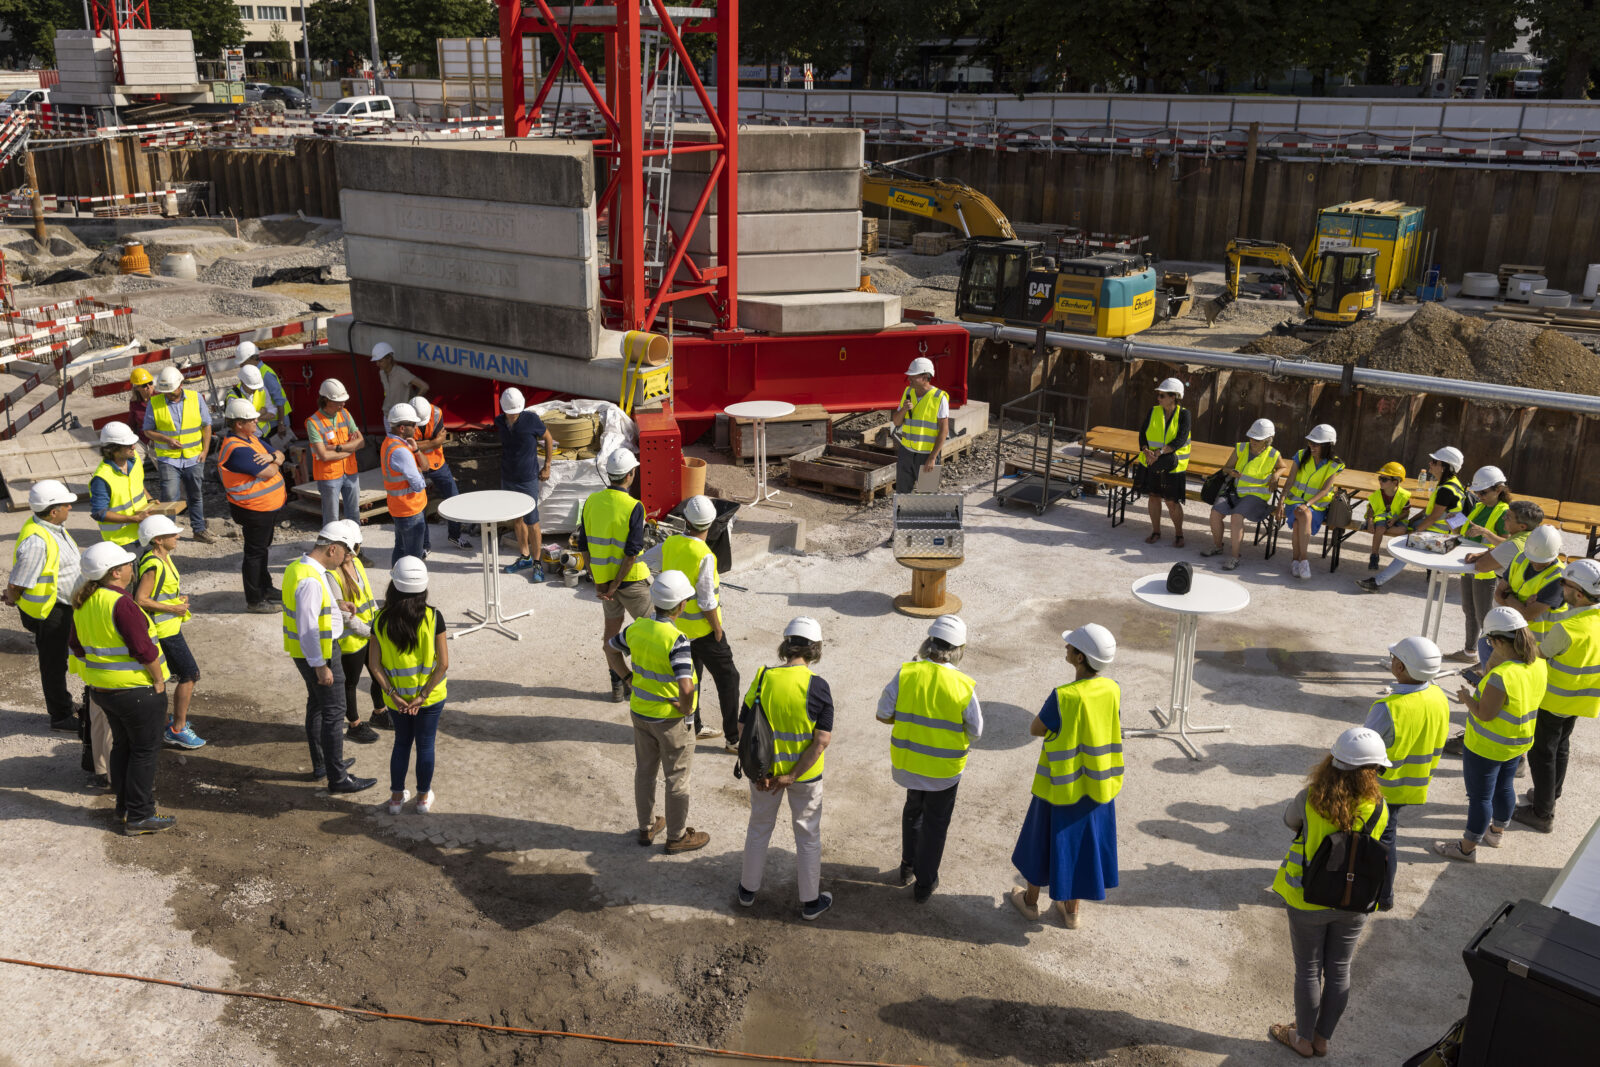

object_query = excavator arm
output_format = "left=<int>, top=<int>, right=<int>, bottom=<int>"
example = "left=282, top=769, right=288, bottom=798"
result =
left=861, top=162, right=1016, bottom=239
left=1222, top=238, right=1315, bottom=312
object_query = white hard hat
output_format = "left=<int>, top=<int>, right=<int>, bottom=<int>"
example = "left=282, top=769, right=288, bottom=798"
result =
left=605, top=449, right=640, bottom=477
left=318, top=522, right=359, bottom=551
left=1524, top=524, right=1563, bottom=564
left=391, top=555, right=428, bottom=593
left=1387, top=636, right=1442, bottom=681
left=224, top=396, right=260, bottom=421
left=319, top=378, right=349, bottom=402
left=1429, top=445, right=1465, bottom=469
left=1330, top=726, right=1393, bottom=770
left=370, top=342, right=394, bottom=362
left=99, top=421, right=138, bottom=447
left=1305, top=424, right=1337, bottom=445
left=682, top=495, right=716, bottom=528
left=1482, top=605, right=1529, bottom=638
left=927, top=614, right=967, bottom=647
left=500, top=387, right=526, bottom=415
left=332, top=519, right=363, bottom=546
left=1156, top=377, right=1184, bottom=398
left=28, top=479, right=77, bottom=510
left=783, top=616, right=823, bottom=642
left=155, top=366, right=184, bottom=393
left=1063, top=623, right=1116, bottom=670
left=411, top=397, right=432, bottom=423
left=650, top=570, right=694, bottom=609
left=1470, top=465, right=1507, bottom=494
left=1246, top=418, right=1275, bottom=441
left=1563, top=558, right=1600, bottom=597
left=387, top=403, right=420, bottom=426
left=906, top=356, right=935, bottom=377
left=235, top=340, right=259, bottom=363
left=137, top=514, right=181, bottom=546
left=81, top=541, right=137, bottom=581
left=237, top=364, right=264, bottom=391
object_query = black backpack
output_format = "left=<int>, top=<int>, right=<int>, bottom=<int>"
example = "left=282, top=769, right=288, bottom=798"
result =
left=734, top=667, right=777, bottom=782
left=1301, top=798, right=1389, bottom=913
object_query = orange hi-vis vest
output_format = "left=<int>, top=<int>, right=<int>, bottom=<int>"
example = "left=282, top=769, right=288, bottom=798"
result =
left=217, top=433, right=287, bottom=511
left=306, top=407, right=359, bottom=481
left=419, top=406, right=446, bottom=472
left=380, top=435, right=427, bottom=518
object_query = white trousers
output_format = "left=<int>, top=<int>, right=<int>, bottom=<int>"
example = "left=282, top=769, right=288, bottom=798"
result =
left=741, top=778, right=824, bottom=903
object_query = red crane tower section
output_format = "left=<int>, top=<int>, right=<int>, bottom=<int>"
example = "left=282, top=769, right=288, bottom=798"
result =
left=89, top=0, right=152, bottom=87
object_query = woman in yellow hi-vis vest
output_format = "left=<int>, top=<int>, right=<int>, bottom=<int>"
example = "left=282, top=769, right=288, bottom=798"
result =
left=1456, top=466, right=1515, bottom=657
left=1134, top=378, right=1190, bottom=547
left=133, top=515, right=203, bottom=750
left=68, top=541, right=173, bottom=835
left=1202, top=418, right=1280, bottom=571
left=1358, top=461, right=1413, bottom=572
left=877, top=614, right=980, bottom=903
left=1516, top=559, right=1600, bottom=833
left=1268, top=727, right=1391, bottom=1057
left=1276, top=424, right=1345, bottom=581
left=737, top=616, right=835, bottom=921
left=1009, top=624, right=1120, bottom=929
left=369, top=556, right=449, bottom=816
left=1360, top=445, right=1466, bottom=592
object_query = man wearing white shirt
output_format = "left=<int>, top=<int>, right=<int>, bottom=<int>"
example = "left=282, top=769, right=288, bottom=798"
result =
left=282, top=525, right=376, bottom=793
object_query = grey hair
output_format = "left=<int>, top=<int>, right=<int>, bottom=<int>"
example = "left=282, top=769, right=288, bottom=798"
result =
left=1508, top=500, right=1544, bottom=528
left=918, top=637, right=964, bottom=666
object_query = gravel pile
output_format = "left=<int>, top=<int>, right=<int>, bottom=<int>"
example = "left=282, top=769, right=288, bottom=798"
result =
left=199, top=243, right=346, bottom=290
left=1237, top=334, right=1310, bottom=356
left=863, top=250, right=962, bottom=317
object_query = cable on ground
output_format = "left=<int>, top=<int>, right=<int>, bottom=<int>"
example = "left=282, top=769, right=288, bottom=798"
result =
left=0, top=955, right=928, bottom=1067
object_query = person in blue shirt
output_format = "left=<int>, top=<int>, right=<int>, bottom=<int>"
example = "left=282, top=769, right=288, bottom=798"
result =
left=495, top=387, right=555, bottom=581
left=90, top=421, right=151, bottom=542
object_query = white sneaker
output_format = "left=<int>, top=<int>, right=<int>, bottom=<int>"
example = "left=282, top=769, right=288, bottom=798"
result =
left=415, top=790, right=435, bottom=814
left=385, top=789, right=411, bottom=815
left=696, top=726, right=723, bottom=740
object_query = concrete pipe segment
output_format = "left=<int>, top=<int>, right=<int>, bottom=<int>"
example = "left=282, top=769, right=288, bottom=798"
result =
left=1530, top=288, right=1573, bottom=309
left=1459, top=272, right=1500, bottom=299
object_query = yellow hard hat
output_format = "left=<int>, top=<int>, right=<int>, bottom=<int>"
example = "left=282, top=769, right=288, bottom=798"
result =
left=1378, top=461, right=1407, bottom=479
left=129, top=367, right=153, bottom=386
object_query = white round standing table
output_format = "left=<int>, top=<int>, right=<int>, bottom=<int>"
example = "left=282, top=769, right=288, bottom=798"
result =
left=1129, top=572, right=1251, bottom=760
left=436, top=490, right=538, bottom=641
left=1384, top=538, right=1483, bottom=645
left=724, top=400, right=796, bottom=509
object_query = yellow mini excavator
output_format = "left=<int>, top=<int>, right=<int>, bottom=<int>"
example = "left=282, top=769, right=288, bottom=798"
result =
left=1211, top=238, right=1379, bottom=334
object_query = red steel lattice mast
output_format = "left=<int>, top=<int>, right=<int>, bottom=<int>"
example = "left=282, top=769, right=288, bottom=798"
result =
left=89, top=0, right=152, bottom=87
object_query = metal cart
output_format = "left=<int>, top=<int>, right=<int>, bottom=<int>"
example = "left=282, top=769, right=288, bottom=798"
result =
left=991, top=387, right=1090, bottom=516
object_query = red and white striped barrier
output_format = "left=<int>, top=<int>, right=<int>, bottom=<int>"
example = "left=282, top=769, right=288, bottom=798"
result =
left=90, top=317, right=330, bottom=398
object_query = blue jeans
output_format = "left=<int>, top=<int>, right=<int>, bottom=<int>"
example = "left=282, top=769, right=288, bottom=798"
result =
left=316, top=473, right=361, bottom=527
left=1377, top=802, right=1408, bottom=909
left=424, top=463, right=462, bottom=542
left=390, top=701, right=443, bottom=793
left=1461, top=747, right=1519, bottom=841
left=392, top=512, right=426, bottom=565
left=157, top=461, right=206, bottom=533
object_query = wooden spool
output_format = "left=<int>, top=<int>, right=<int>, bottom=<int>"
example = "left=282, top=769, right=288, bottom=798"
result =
left=893, top=555, right=963, bottom=618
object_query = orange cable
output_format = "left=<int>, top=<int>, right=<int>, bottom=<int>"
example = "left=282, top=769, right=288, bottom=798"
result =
left=0, top=955, right=927, bottom=1067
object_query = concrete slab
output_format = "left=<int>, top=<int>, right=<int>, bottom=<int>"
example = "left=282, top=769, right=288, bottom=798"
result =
left=669, top=169, right=859, bottom=214
left=330, top=315, right=625, bottom=397
left=335, top=140, right=594, bottom=209
left=687, top=249, right=861, bottom=294
left=675, top=123, right=863, bottom=172
left=344, top=235, right=599, bottom=311
left=350, top=279, right=599, bottom=359
left=735, top=290, right=903, bottom=333
left=341, top=189, right=596, bottom=260
left=671, top=209, right=860, bottom=256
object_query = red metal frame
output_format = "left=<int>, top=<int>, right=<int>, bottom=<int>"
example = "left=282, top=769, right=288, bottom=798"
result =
left=89, top=0, right=151, bottom=87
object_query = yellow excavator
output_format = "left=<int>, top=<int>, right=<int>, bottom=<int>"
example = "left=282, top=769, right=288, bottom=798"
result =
left=860, top=162, right=1015, bottom=238
left=1213, top=238, right=1379, bottom=333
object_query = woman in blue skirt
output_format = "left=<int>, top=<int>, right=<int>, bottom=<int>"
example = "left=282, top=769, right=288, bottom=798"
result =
left=1009, top=623, right=1122, bottom=928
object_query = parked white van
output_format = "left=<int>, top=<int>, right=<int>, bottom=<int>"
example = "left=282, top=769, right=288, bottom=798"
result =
left=313, top=94, right=395, bottom=135
left=0, top=87, right=49, bottom=119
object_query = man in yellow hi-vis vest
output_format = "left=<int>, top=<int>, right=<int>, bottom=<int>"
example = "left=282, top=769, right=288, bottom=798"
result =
left=877, top=614, right=982, bottom=903
left=577, top=449, right=653, bottom=702
left=4, top=479, right=83, bottom=729
left=890, top=357, right=948, bottom=493
left=145, top=365, right=215, bottom=544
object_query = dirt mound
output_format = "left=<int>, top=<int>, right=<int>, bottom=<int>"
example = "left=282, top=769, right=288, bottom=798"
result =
left=1237, top=335, right=1309, bottom=356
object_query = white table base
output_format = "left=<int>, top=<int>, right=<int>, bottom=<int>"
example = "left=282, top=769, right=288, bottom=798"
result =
left=453, top=519, right=533, bottom=641
left=1125, top=612, right=1230, bottom=760
left=1418, top=566, right=1453, bottom=645
left=747, top=419, right=791, bottom=509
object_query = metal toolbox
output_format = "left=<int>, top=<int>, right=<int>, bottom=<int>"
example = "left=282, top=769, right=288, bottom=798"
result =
left=893, top=493, right=964, bottom=559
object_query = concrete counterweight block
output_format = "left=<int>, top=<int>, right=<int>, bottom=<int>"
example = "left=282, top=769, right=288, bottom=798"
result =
left=334, top=140, right=594, bottom=209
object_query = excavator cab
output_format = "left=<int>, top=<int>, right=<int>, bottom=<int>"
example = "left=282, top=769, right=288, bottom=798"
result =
left=1307, top=249, right=1379, bottom=324
left=955, top=239, right=1041, bottom=323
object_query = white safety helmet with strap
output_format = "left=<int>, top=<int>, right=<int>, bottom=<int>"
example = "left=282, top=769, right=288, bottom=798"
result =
left=138, top=514, right=182, bottom=546
left=155, top=366, right=184, bottom=393
left=927, top=614, right=966, bottom=647
left=237, top=364, right=264, bottom=391
left=370, top=342, right=394, bottom=363
left=1330, top=726, right=1392, bottom=770
left=500, top=387, right=525, bottom=414
left=1429, top=445, right=1465, bottom=469
left=29, top=479, right=77, bottom=511
left=318, top=522, right=360, bottom=551
left=99, top=421, right=139, bottom=447
left=81, top=541, right=137, bottom=581
left=234, top=340, right=259, bottom=366
left=1063, top=623, right=1116, bottom=670
left=905, top=356, right=935, bottom=377
left=1470, top=465, right=1507, bottom=494
left=387, top=403, right=420, bottom=427
left=1387, top=636, right=1441, bottom=681
left=1156, top=377, right=1184, bottom=398
left=1305, top=424, right=1336, bottom=445
left=1523, top=524, right=1563, bottom=564
left=319, top=378, right=349, bottom=402
left=224, top=396, right=259, bottom=421
left=1247, top=418, right=1275, bottom=440
left=650, top=570, right=694, bottom=610
left=681, top=495, right=716, bottom=529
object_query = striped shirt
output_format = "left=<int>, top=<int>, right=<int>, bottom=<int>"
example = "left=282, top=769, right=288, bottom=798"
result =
left=9, top=518, right=82, bottom=600
left=608, top=612, right=694, bottom=678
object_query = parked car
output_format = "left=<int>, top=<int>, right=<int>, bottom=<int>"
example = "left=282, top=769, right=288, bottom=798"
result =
left=0, top=87, right=49, bottom=118
left=312, top=94, right=395, bottom=135
left=262, top=85, right=310, bottom=110
left=1454, top=76, right=1479, bottom=98
left=1513, top=69, right=1544, bottom=97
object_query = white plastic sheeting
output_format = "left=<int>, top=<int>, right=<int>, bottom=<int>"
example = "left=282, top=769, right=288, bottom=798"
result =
left=525, top=397, right=636, bottom=533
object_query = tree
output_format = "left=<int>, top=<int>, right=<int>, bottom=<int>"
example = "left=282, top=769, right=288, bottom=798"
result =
left=150, top=0, right=245, bottom=58
left=0, top=0, right=77, bottom=66
left=1525, top=0, right=1600, bottom=99
left=307, top=0, right=493, bottom=74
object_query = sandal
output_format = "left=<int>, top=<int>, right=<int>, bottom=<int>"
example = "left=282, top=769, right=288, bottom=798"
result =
left=1270, top=1023, right=1314, bottom=1058
left=1056, top=900, right=1080, bottom=929
left=1008, top=887, right=1041, bottom=921
left=1144, top=531, right=1162, bottom=544
left=1173, top=534, right=1185, bottom=548
left=638, top=815, right=666, bottom=846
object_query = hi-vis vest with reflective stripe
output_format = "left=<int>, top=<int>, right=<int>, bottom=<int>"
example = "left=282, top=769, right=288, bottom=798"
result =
left=217, top=433, right=287, bottom=511
left=1136, top=405, right=1189, bottom=473
left=661, top=536, right=718, bottom=640
left=1509, top=554, right=1564, bottom=636
left=1464, top=500, right=1509, bottom=580
left=1272, top=796, right=1387, bottom=912
left=1375, top=685, right=1450, bottom=804
left=1032, top=676, right=1123, bottom=805
left=1542, top=605, right=1600, bottom=719
left=136, top=550, right=187, bottom=640
left=1232, top=442, right=1280, bottom=501
left=335, top=557, right=378, bottom=654
left=376, top=607, right=448, bottom=711
left=1368, top=485, right=1411, bottom=525
left=260, top=363, right=291, bottom=424
left=281, top=559, right=335, bottom=661
left=1285, top=452, right=1345, bottom=511
left=1420, top=475, right=1466, bottom=533
left=626, top=617, right=696, bottom=718
left=380, top=435, right=427, bottom=518
left=419, top=407, right=446, bottom=471
left=307, top=408, right=359, bottom=481
left=1464, top=658, right=1548, bottom=761
left=583, top=488, right=650, bottom=584
left=73, top=585, right=168, bottom=690
left=752, top=664, right=823, bottom=782
left=899, top=386, right=947, bottom=454
left=230, top=384, right=273, bottom=434
left=10, top=518, right=66, bottom=620
left=891, top=660, right=976, bottom=780
left=150, top=389, right=204, bottom=460
left=91, top=456, right=146, bottom=545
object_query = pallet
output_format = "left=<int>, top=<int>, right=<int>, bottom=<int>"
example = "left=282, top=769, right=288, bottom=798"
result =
left=788, top=472, right=895, bottom=504
left=787, top=443, right=896, bottom=503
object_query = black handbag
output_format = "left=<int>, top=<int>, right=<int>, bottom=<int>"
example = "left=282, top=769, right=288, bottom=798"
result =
left=1166, top=562, right=1192, bottom=595
left=1301, top=799, right=1389, bottom=913
left=733, top=668, right=777, bottom=782
left=1200, top=468, right=1228, bottom=505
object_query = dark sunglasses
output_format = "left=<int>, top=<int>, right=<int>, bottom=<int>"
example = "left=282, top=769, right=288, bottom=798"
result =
left=1379, top=476, right=1400, bottom=483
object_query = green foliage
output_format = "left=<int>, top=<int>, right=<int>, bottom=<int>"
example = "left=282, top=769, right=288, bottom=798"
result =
left=1525, top=0, right=1600, bottom=99
left=307, top=0, right=493, bottom=73
left=0, top=0, right=77, bottom=66
left=150, top=0, right=245, bottom=57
